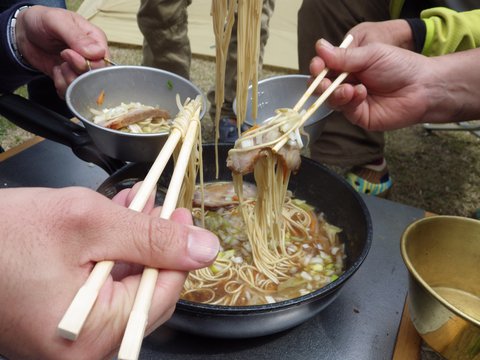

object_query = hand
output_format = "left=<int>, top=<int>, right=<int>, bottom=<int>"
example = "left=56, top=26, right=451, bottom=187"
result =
left=309, top=40, right=433, bottom=130
left=0, top=186, right=219, bottom=359
left=346, top=19, right=415, bottom=50
left=14, top=5, right=110, bottom=97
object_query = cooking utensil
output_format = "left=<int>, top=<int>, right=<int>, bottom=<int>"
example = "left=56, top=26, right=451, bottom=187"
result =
left=401, top=216, right=480, bottom=360
left=0, top=66, right=206, bottom=165
left=234, top=74, right=331, bottom=145
left=0, top=93, right=124, bottom=174
left=97, top=143, right=373, bottom=338
left=65, top=65, right=206, bottom=163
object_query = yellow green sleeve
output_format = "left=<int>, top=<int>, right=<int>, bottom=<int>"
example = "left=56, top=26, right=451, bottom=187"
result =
left=389, top=0, right=405, bottom=19
left=421, top=7, right=480, bottom=56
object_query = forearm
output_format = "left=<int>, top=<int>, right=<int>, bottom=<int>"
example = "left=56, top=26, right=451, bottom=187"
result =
left=422, top=47, right=480, bottom=123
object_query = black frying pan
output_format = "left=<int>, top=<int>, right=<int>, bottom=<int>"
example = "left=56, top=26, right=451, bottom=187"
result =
left=97, top=144, right=373, bottom=338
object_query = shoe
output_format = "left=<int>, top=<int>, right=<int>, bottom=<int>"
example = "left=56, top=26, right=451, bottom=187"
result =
left=218, top=117, right=247, bottom=143
left=345, top=158, right=393, bottom=197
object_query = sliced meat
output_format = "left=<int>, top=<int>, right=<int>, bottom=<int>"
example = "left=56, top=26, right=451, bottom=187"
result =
left=103, top=108, right=170, bottom=130
left=193, top=181, right=257, bottom=209
left=227, top=127, right=301, bottom=175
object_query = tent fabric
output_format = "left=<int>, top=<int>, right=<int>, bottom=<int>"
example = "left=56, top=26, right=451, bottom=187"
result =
left=77, top=0, right=301, bottom=70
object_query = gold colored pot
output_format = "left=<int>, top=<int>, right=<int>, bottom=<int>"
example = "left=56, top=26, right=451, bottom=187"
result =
left=401, top=216, right=480, bottom=359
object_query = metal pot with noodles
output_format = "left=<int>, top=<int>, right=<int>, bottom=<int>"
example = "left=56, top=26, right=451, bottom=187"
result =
left=96, top=144, right=373, bottom=338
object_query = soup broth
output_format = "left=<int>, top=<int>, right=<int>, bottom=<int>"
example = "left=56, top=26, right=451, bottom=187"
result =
left=181, top=181, right=345, bottom=306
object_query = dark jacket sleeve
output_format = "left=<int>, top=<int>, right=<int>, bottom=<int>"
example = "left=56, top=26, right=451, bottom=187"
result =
left=0, top=2, right=40, bottom=94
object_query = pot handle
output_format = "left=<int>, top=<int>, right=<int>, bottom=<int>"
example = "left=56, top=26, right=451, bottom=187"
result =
left=0, top=93, right=125, bottom=174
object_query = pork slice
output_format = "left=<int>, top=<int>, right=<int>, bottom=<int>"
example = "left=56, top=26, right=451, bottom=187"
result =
left=103, top=108, right=170, bottom=130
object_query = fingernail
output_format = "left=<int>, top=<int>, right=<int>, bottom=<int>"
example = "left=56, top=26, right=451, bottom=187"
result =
left=319, top=38, right=334, bottom=49
left=187, top=228, right=219, bottom=263
left=85, top=43, right=104, bottom=54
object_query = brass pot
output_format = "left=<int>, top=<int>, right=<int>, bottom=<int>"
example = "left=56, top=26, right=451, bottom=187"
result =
left=401, top=216, right=480, bottom=360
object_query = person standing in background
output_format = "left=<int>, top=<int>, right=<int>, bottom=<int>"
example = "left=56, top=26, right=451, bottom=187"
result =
left=137, top=0, right=276, bottom=142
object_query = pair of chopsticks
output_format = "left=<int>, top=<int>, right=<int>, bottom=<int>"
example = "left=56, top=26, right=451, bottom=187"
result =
left=57, top=98, right=202, bottom=360
left=272, top=34, right=353, bottom=153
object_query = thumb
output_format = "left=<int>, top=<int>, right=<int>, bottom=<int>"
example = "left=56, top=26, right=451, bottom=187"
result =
left=315, top=38, right=370, bottom=74
left=88, top=197, right=219, bottom=271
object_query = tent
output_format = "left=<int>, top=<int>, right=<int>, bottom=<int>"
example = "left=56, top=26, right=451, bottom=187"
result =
left=77, top=0, right=301, bottom=70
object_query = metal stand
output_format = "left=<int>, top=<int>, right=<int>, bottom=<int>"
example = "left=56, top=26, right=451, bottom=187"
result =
left=423, top=121, right=480, bottom=138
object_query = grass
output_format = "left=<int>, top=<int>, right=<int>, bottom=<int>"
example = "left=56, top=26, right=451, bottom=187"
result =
left=1, top=0, right=479, bottom=219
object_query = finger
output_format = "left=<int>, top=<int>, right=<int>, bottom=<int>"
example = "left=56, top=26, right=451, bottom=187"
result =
left=145, top=269, right=188, bottom=335
left=61, top=49, right=94, bottom=74
left=325, top=84, right=355, bottom=109
left=112, top=182, right=156, bottom=214
left=316, top=40, right=377, bottom=76
left=169, top=208, right=194, bottom=225
left=88, top=269, right=186, bottom=343
left=309, top=56, right=326, bottom=77
left=52, top=65, right=68, bottom=99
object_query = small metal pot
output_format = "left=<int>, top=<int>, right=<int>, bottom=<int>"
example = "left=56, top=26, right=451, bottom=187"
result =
left=233, top=75, right=332, bottom=144
left=401, top=216, right=480, bottom=360
left=66, top=66, right=206, bottom=162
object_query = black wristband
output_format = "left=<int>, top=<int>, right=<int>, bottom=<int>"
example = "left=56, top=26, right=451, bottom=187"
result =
left=405, top=18, right=426, bottom=54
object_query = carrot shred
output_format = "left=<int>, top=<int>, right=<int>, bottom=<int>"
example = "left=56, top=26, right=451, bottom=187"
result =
left=96, top=90, right=105, bottom=105
left=309, top=211, right=317, bottom=233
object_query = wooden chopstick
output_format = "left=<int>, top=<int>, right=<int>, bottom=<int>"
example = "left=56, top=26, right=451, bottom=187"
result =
left=272, top=35, right=354, bottom=154
left=57, top=128, right=183, bottom=341
left=117, top=110, right=201, bottom=360
left=293, top=34, right=353, bottom=112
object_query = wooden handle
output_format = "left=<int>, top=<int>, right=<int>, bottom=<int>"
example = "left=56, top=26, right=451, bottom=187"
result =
left=118, top=115, right=200, bottom=360
left=57, top=260, right=114, bottom=340
left=57, top=129, right=182, bottom=340
left=294, top=34, right=353, bottom=112
left=300, top=70, right=350, bottom=126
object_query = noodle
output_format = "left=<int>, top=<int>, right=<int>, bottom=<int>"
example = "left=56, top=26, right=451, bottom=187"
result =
left=183, top=190, right=345, bottom=306
left=170, top=96, right=205, bottom=224
left=235, top=0, right=262, bottom=128
left=211, top=0, right=262, bottom=176
left=211, top=0, right=235, bottom=178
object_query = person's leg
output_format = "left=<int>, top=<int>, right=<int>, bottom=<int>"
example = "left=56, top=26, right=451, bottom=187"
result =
left=297, top=0, right=393, bottom=196
left=298, top=0, right=390, bottom=168
left=207, top=0, right=276, bottom=141
left=138, top=0, right=192, bottom=79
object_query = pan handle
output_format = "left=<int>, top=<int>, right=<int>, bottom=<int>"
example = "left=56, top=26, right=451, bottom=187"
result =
left=0, top=93, right=125, bottom=174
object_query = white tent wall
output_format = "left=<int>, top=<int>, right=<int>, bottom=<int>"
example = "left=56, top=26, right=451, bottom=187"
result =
left=77, top=0, right=301, bottom=70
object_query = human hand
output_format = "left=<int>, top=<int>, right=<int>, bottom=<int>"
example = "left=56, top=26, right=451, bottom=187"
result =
left=14, top=5, right=110, bottom=97
left=347, top=19, right=415, bottom=50
left=309, top=40, right=433, bottom=131
left=0, top=186, right=219, bottom=359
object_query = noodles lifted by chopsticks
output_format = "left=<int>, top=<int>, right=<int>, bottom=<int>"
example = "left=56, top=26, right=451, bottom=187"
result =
left=211, top=0, right=236, bottom=178
left=235, top=0, right=262, bottom=130
left=211, top=0, right=262, bottom=137
left=170, top=95, right=205, bottom=222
